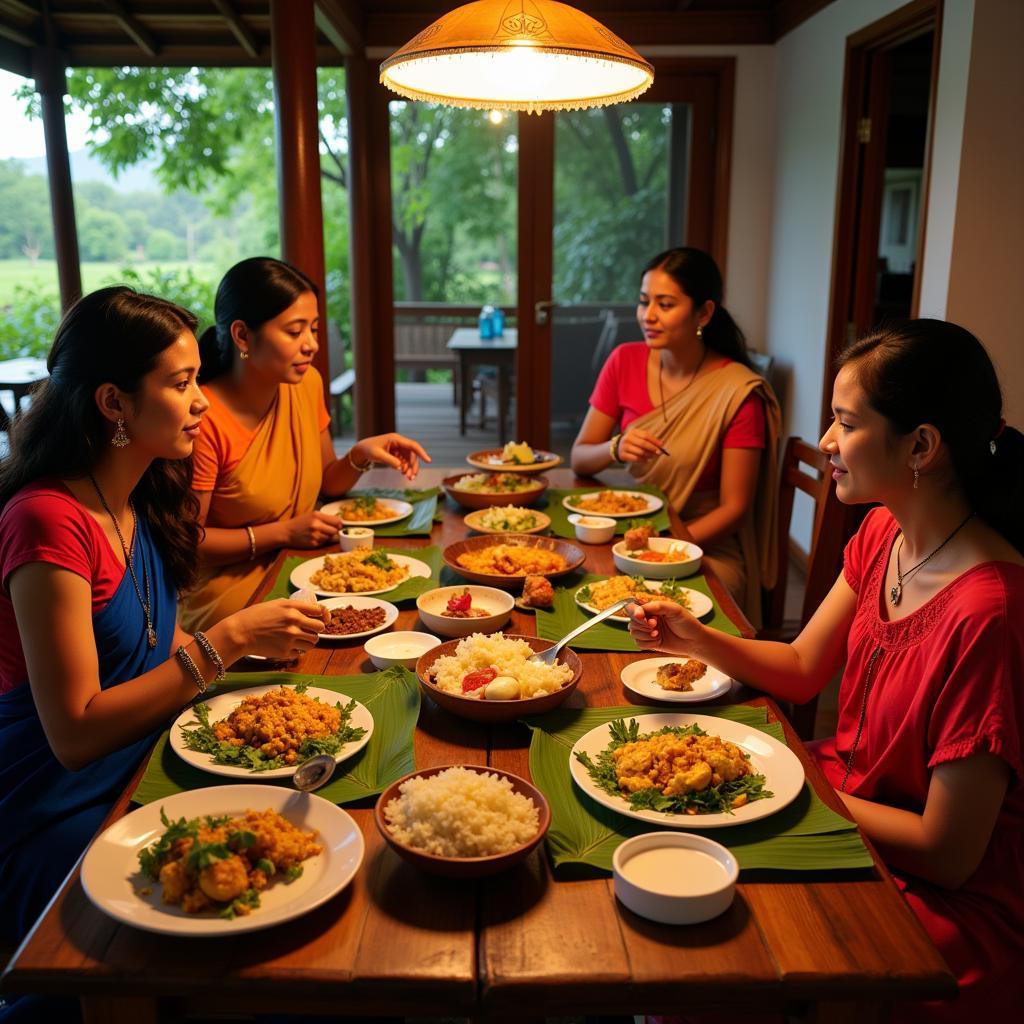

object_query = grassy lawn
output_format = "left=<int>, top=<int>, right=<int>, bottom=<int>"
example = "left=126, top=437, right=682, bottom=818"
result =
left=0, top=259, right=219, bottom=302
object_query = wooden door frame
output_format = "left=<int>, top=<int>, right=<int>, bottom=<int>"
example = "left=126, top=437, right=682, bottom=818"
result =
left=516, top=56, right=736, bottom=447
left=821, top=0, right=943, bottom=426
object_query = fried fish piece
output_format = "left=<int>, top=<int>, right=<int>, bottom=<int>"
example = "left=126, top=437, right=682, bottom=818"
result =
left=655, top=660, right=707, bottom=692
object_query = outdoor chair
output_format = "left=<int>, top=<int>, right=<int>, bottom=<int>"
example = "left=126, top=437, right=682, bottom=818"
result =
left=759, top=436, right=847, bottom=739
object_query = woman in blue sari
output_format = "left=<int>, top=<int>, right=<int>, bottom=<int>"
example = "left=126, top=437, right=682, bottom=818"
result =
left=0, top=287, right=325, bottom=953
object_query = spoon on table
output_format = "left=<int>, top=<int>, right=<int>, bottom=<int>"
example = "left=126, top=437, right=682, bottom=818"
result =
left=527, top=598, right=635, bottom=666
left=292, top=754, right=337, bottom=792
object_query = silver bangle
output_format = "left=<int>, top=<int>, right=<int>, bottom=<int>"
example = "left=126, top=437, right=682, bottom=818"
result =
left=176, top=644, right=209, bottom=694
left=193, top=631, right=226, bottom=681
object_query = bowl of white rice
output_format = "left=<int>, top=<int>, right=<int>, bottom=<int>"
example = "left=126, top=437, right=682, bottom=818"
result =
left=374, top=765, right=551, bottom=877
left=415, top=632, right=583, bottom=722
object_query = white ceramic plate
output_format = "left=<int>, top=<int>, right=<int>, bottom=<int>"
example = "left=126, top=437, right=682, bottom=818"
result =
left=466, top=448, right=562, bottom=473
left=317, top=595, right=399, bottom=642
left=574, top=580, right=714, bottom=622
left=569, top=713, right=805, bottom=829
left=620, top=656, right=733, bottom=703
left=289, top=552, right=431, bottom=597
left=169, top=685, right=374, bottom=779
left=81, top=785, right=363, bottom=936
left=320, top=497, right=413, bottom=527
left=612, top=537, right=703, bottom=579
left=562, top=490, right=663, bottom=519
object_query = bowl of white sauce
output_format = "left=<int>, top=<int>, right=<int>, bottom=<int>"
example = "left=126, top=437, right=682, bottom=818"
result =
left=364, top=630, right=441, bottom=670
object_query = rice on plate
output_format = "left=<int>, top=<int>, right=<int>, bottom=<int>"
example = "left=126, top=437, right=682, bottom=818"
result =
left=429, top=631, right=573, bottom=700
left=383, top=767, right=539, bottom=857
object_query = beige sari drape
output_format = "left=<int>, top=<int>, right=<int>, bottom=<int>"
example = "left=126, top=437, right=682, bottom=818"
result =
left=180, top=382, right=323, bottom=632
left=628, top=361, right=781, bottom=627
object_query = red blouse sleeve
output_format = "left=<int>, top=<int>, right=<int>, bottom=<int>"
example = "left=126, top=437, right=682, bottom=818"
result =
left=842, top=506, right=893, bottom=596
left=722, top=393, right=766, bottom=449
left=588, top=343, right=627, bottom=420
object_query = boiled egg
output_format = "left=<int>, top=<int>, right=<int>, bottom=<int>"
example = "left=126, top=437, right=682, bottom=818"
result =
left=483, top=675, right=521, bottom=701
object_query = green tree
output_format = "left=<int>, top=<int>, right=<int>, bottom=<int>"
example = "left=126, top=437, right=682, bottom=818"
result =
left=145, top=227, right=184, bottom=260
left=0, top=159, right=53, bottom=260
left=77, top=207, right=130, bottom=261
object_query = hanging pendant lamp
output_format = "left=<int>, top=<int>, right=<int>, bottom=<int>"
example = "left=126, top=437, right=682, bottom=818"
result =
left=380, top=0, right=654, bottom=114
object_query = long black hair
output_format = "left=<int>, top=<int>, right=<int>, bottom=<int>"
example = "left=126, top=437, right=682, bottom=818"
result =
left=0, top=286, right=202, bottom=589
left=198, top=257, right=318, bottom=383
left=641, top=247, right=751, bottom=368
left=840, top=319, right=1024, bottom=553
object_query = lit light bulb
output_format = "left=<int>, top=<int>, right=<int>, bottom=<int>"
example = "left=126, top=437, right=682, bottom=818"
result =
left=488, top=109, right=504, bottom=125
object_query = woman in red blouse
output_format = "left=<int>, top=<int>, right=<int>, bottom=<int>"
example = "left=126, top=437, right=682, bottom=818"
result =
left=630, top=320, right=1024, bottom=1023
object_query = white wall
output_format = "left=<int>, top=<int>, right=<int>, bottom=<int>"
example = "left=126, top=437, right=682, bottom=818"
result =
left=643, top=46, right=777, bottom=351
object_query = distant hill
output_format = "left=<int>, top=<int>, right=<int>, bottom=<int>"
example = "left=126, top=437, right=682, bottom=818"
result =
left=19, top=148, right=160, bottom=193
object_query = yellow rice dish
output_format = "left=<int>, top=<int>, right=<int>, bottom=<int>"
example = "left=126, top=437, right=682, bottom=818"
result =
left=457, top=544, right=567, bottom=577
left=569, top=490, right=650, bottom=515
left=309, top=551, right=408, bottom=593
left=581, top=576, right=691, bottom=616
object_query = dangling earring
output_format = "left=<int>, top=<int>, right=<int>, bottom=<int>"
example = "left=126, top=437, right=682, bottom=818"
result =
left=696, top=325, right=703, bottom=339
left=913, top=467, right=919, bottom=489
left=238, top=349, right=249, bottom=360
left=111, top=417, right=131, bottom=448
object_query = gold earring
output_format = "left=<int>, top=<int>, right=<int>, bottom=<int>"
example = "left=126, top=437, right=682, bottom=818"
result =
left=238, top=349, right=249, bottom=360
left=111, top=417, right=130, bottom=448
left=913, top=467, right=919, bottom=489
left=696, top=325, right=703, bottom=339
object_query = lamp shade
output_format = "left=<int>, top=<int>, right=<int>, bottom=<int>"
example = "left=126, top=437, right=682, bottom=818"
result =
left=380, top=0, right=654, bottom=113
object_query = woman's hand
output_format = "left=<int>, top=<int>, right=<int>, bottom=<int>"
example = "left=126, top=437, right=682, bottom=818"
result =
left=628, top=599, right=705, bottom=656
left=618, top=427, right=668, bottom=463
left=225, top=599, right=326, bottom=661
left=352, top=433, right=431, bottom=480
left=283, top=511, right=343, bottom=548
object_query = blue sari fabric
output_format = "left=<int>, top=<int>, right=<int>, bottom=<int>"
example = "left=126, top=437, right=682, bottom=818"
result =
left=0, top=515, right=176, bottom=944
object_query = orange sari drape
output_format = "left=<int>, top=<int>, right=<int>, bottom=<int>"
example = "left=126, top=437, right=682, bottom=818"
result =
left=180, top=382, right=323, bottom=632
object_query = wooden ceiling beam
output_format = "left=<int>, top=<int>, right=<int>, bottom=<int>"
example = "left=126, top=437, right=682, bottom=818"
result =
left=209, top=0, right=259, bottom=57
left=98, top=0, right=159, bottom=57
left=0, top=0, right=38, bottom=17
left=57, top=42, right=341, bottom=66
left=314, top=0, right=364, bottom=56
left=772, top=0, right=837, bottom=40
left=0, top=20, right=35, bottom=48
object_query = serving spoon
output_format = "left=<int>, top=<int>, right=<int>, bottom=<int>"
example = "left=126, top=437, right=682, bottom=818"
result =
left=527, top=597, right=635, bottom=666
left=292, top=754, right=337, bottom=792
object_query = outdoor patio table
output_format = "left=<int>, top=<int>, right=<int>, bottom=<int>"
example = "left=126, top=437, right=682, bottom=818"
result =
left=0, top=468, right=954, bottom=1022
left=0, top=356, right=47, bottom=431
left=446, top=326, right=517, bottom=443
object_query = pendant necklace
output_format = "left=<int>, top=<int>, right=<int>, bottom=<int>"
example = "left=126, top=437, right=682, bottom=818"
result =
left=889, top=512, right=975, bottom=606
left=89, top=474, right=157, bottom=648
left=658, top=344, right=709, bottom=425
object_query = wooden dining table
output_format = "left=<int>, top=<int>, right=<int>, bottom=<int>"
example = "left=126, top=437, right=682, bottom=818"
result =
left=1, top=467, right=954, bottom=1023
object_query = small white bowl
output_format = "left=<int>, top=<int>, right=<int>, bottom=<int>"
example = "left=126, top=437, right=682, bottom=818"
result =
left=339, top=526, right=374, bottom=552
left=613, top=536, right=703, bottom=579
left=567, top=514, right=616, bottom=545
left=612, top=832, right=738, bottom=925
left=416, top=585, right=515, bottom=639
left=364, top=630, right=441, bottom=669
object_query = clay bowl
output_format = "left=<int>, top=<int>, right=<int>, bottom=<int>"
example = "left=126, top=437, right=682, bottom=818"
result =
left=415, top=634, right=583, bottom=723
left=442, top=533, right=585, bottom=591
left=441, top=473, right=549, bottom=510
left=374, top=765, right=551, bottom=878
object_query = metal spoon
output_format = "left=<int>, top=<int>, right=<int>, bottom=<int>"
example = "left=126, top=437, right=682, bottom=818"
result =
left=292, top=754, right=337, bottom=792
left=527, top=598, right=634, bottom=666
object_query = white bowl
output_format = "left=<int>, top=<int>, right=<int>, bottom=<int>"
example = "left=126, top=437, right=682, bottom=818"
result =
left=416, top=585, right=514, bottom=638
left=613, top=536, right=703, bottom=579
left=612, top=832, right=738, bottom=925
left=567, top=514, right=616, bottom=545
left=364, top=630, right=441, bottom=669
left=339, top=526, right=374, bottom=552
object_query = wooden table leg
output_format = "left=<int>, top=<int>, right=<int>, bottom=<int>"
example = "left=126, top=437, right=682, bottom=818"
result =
left=459, top=353, right=470, bottom=435
left=498, top=362, right=510, bottom=445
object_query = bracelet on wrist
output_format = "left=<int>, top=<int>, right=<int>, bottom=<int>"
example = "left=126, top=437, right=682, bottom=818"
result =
left=193, top=630, right=226, bottom=681
left=347, top=448, right=373, bottom=473
left=245, top=525, right=257, bottom=561
left=176, top=644, right=209, bottom=694
left=609, top=433, right=623, bottom=464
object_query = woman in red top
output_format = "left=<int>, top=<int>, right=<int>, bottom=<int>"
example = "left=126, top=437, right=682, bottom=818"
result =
left=630, top=320, right=1024, bottom=1023
left=572, top=248, right=780, bottom=624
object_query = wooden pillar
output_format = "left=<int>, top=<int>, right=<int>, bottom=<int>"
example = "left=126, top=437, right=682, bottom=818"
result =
left=32, top=47, right=81, bottom=312
left=270, top=0, right=329, bottom=392
left=345, top=55, right=395, bottom=436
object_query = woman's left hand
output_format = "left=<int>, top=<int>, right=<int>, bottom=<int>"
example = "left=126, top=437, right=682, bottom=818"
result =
left=352, top=433, right=431, bottom=480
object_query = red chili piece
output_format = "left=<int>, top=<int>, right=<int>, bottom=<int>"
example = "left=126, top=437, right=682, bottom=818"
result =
left=461, top=667, right=498, bottom=693
left=447, top=590, right=472, bottom=614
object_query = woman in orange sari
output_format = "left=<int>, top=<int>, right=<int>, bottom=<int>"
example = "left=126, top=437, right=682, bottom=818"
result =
left=181, top=258, right=429, bottom=631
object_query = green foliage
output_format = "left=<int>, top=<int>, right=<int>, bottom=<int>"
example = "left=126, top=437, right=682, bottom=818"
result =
left=0, top=160, right=53, bottom=259
left=78, top=207, right=129, bottom=261
left=104, top=265, right=215, bottom=333
left=0, top=285, right=61, bottom=359
left=145, top=227, right=185, bottom=261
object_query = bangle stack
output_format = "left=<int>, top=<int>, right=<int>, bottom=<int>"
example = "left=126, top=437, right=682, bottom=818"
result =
left=193, top=630, right=226, bottom=681
left=176, top=645, right=209, bottom=694
left=348, top=448, right=373, bottom=473
left=245, top=525, right=256, bottom=560
left=609, top=434, right=624, bottom=464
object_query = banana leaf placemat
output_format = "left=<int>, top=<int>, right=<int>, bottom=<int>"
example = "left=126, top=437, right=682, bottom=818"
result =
left=132, top=667, right=420, bottom=807
left=328, top=487, right=439, bottom=537
left=534, top=573, right=742, bottom=651
left=526, top=704, right=873, bottom=875
left=543, top=485, right=671, bottom=539
left=264, top=546, right=443, bottom=603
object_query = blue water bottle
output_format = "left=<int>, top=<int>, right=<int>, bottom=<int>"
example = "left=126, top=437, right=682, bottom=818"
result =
left=479, top=305, right=494, bottom=340
left=491, top=306, right=505, bottom=338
